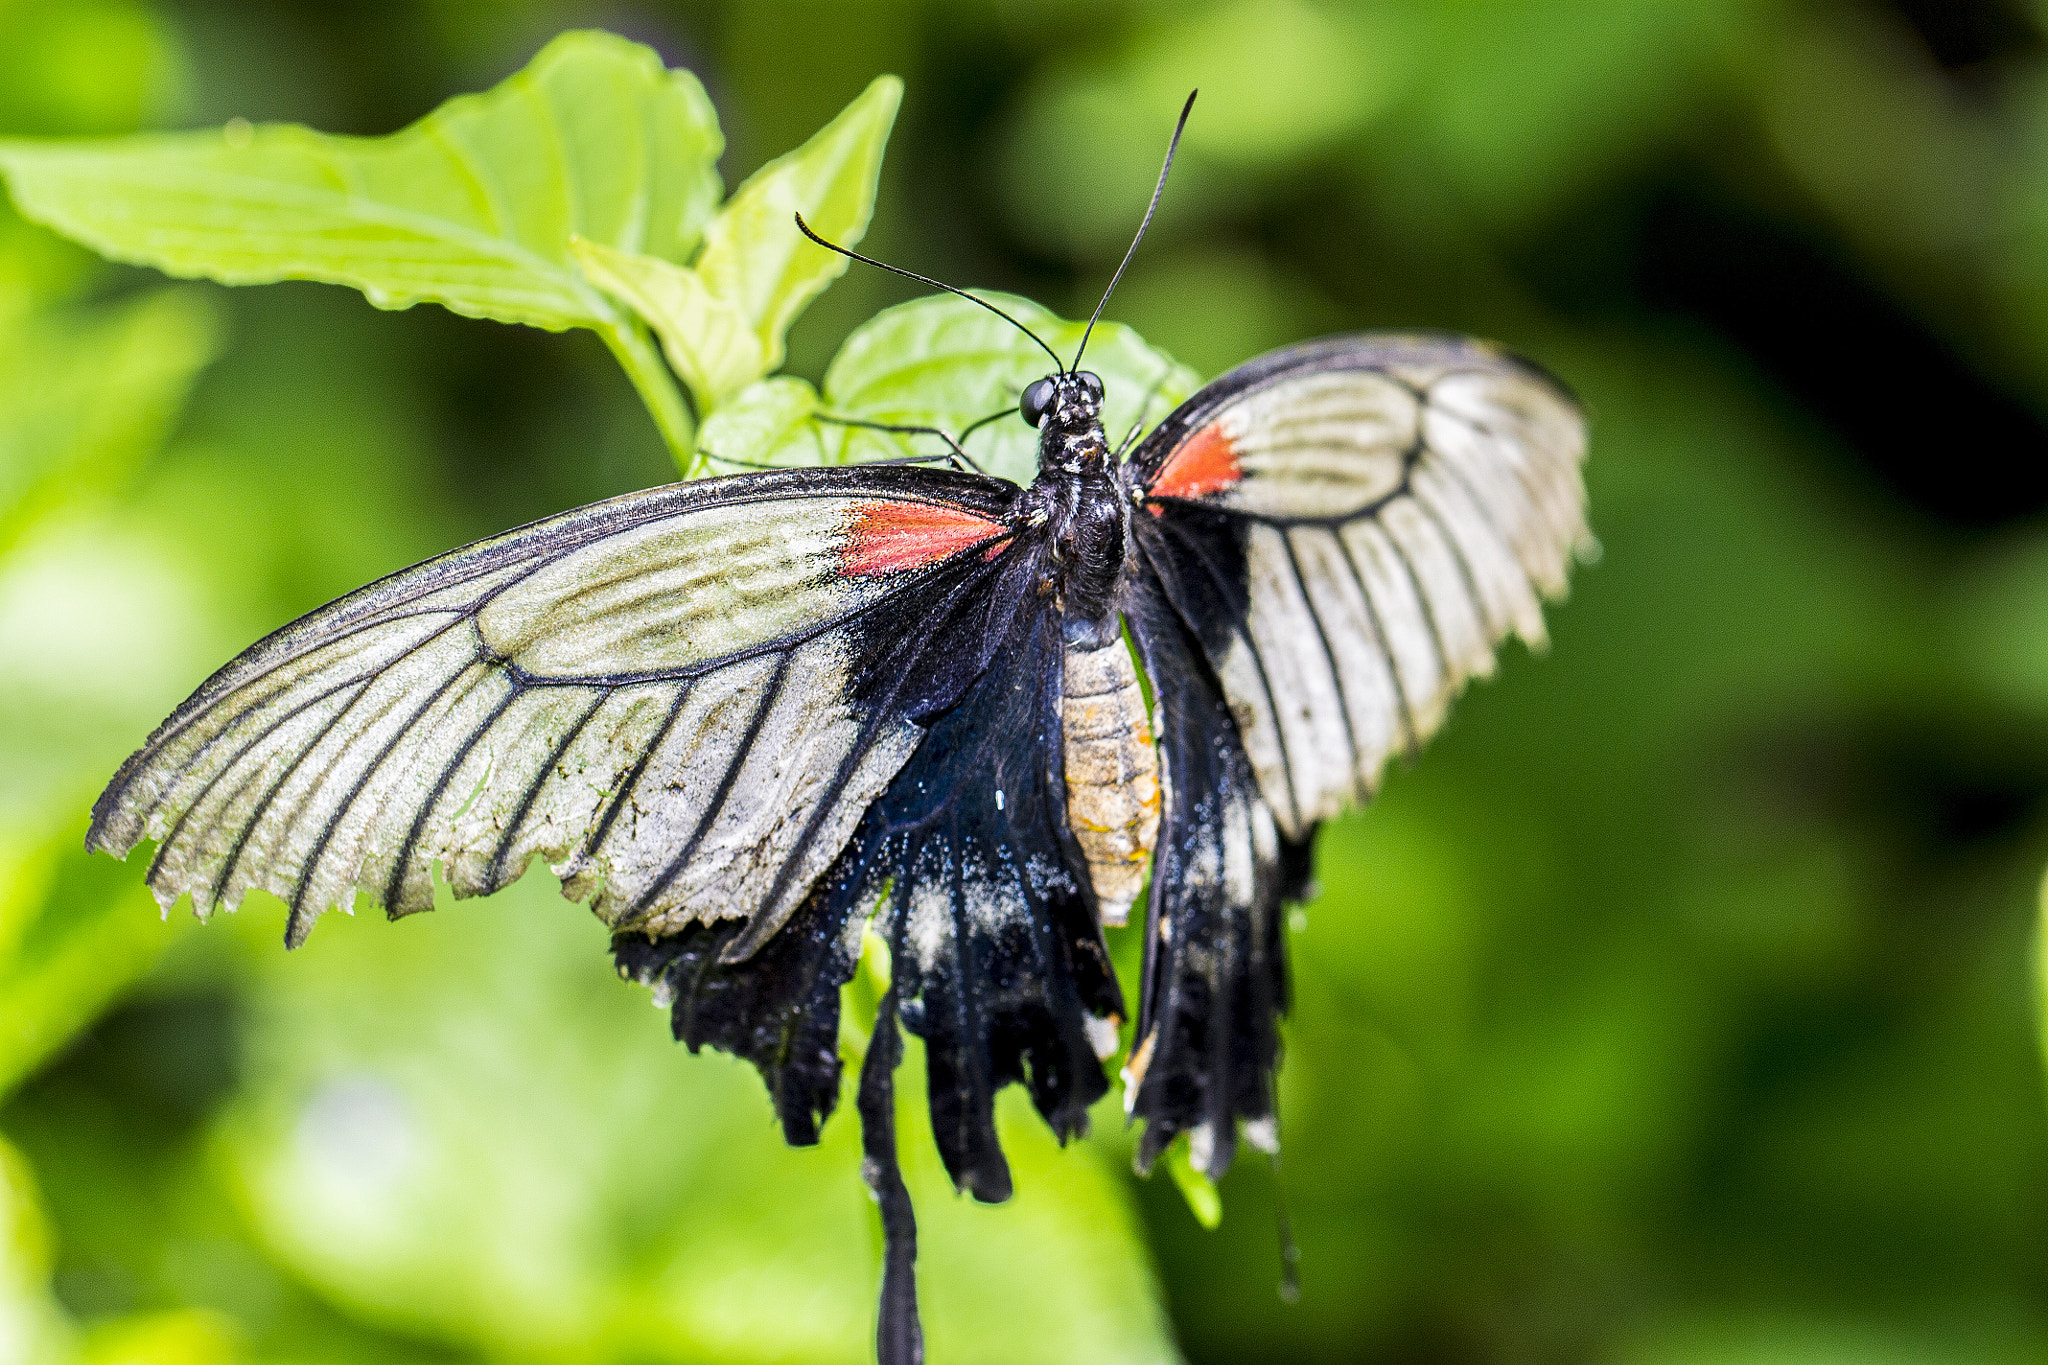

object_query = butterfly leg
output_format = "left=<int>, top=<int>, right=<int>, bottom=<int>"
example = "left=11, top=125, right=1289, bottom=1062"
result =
left=817, top=412, right=987, bottom=474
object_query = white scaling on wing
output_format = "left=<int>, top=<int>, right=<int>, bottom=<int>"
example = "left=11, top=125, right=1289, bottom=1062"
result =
left=1171, top=348, right=1587, bottom=836
left=1283, top=526, right=1405, bottom=797
left=1224, top=526, right=1357, bottom=831
left=1212, top=370, right=1417, bottom=520
left=506, top=685, right=679, bottom=890
left=563, top=636, right=922, bottom=946
left=1412, top=462, right=1546, bottom=646
left=115, top=611, right=458, bottom=876
left=903, top=873, right=954, bottom=976
left=275, top=650, right=511, bottom=924
left=429, top=683, right=609, bottom=896
left=91, top=484, right=976, bottom=946
left=156, top=625, right=486, bottom=920
left=1424, top=371, right=1592, bottom=587
left=1085, top=1013, right=1122, bottom=1061
left=1381, top=494, right=1493, bottom=687
left=1060, top=635, right=1161, bottom=926
left=1339, top=519, right=1450, bottom=741
left=476, top=498, right=879, bottom=676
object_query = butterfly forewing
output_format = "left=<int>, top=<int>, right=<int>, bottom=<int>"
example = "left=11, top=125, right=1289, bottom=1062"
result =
left=88, top=467, right=1018, bottom=948
left=1130, top=333, right=1591, bottom=836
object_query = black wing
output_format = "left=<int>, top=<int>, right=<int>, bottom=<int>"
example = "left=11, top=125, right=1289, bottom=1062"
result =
left=613, top=551, right=1121, bottom=1192
left=1122, top=332, right=1589, bottom=1172
left=89, top=464, right=1030, bottom=951
left=611, top=543, right=1123, bottom=1365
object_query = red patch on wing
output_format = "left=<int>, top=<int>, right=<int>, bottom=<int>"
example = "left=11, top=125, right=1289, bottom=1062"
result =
left=842, top=500, right=1005, bottom=576
left=1148, top=421, right=1241, bottom=509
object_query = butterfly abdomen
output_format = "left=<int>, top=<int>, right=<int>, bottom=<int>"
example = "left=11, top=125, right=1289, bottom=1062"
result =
left=1060, top=633, right=1160, bottom=926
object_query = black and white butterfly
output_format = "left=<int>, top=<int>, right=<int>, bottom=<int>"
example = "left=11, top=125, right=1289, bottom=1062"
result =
left=86, top=96, right=1589, bottom=1365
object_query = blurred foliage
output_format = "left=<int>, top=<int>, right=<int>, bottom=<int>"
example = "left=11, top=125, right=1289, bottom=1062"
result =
left=4, top=2, right=2048, bottom=1365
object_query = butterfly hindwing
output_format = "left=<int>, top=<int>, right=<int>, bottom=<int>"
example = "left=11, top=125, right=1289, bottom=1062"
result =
left=828, top=563, right=1122, bottom=1199
left=88, top=466, right=1022, bottom=952
left=1130, top=333, right=1591, bottom=837
left=1120, top=331, right=1588, bottom=1171
left=1120, top=559, right=1312, bottom=1176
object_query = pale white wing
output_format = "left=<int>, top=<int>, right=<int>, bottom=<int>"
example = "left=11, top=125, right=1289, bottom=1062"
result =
left=1132, top=333, right=1591, bottom=837
left=90, top=467, right=1017, bottom=948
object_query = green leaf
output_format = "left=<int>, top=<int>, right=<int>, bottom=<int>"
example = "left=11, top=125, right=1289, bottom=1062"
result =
left=813, top=292, right=1201, bottom=486
left=0, top=31, right=720, bottom=330
left=697, top=375, right=829, bottom=470
left=1162, top=1137, right=1224, bottom=1230
left=695, top=75, right=900, bottom=377
left=571, top=236, right=764, bottom=412
left=572, top=78, right=900, bottom=418
left=0, top=288, right=220, bottom=558
left=0, top=30, right=718, bottom=464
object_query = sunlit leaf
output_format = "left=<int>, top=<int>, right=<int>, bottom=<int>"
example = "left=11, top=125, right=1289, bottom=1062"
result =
left=0, top=31, right=721, bottom=333
left=813, top=292, right=1200, bottom=485
left=571, top=236, right=764, bottom=411
left=1163, top=1139, right=1223, bottom=1230
left=574, top=77, right=899, bottom=417
left=697, top=375, right=829, bottom=470
left=695, top=75, right=900, bottom=375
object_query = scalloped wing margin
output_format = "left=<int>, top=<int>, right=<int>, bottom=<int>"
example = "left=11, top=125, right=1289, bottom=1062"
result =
left=1122, top=560, right=1307, bottom=1178
left=1130, top=332, right=1591, bottom=838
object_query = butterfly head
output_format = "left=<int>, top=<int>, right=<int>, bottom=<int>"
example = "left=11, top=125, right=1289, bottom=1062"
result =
left=1022, top=371, right=1110, bottom=474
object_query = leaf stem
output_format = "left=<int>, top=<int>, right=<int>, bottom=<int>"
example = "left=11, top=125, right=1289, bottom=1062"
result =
left=602, top=318, right=700, bottom=476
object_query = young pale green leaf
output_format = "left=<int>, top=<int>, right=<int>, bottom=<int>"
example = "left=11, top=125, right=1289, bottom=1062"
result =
left=697, top=375, right=832, bottom=470
left=0, top=30, right=722, bottom=333
left=817, top=292, right=1202, bottom=485
left=571, top=237, right=763, bottom=411
left=695, top=75, right=901, bottom=374
left=1161, top=1135, right=1224, bottom=1229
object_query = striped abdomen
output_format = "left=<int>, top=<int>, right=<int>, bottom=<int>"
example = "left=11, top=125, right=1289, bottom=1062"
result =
left=1062, top=635, right=1160, bottom=925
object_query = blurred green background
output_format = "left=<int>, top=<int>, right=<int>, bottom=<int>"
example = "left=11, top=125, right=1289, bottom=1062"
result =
left=6, top=1, right=2048, bottom=1362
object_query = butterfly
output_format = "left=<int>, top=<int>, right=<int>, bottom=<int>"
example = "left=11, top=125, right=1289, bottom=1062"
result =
left=86, top=94, right=1589, bottom=1365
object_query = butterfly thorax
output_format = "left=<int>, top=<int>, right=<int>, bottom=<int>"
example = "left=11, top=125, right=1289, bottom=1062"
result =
left=1021, top=374, right=1129, bottom=630
left=1010, top=371, right=1161, bottom=923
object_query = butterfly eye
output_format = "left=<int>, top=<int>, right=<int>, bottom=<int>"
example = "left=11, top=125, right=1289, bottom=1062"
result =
left=1077, top=371, right=1103, bottom=402
left=1021, top=377, right=1057, bottom=427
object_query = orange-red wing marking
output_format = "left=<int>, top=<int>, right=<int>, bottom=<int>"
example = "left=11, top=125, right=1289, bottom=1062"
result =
left=843, top=500, right=1007, bottom=576
left=1147, top=421, right=1241, bottom=508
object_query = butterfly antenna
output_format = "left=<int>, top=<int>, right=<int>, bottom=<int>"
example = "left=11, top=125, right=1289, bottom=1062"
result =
left=795, top=213, right=1066, bottom=375
left=1072, top=88, right=1197, bottom=372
